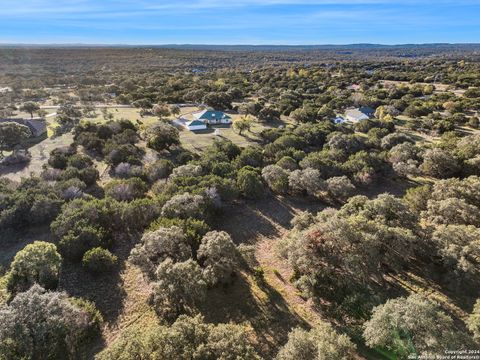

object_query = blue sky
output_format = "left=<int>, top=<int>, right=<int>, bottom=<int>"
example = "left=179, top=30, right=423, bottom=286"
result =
left=1, top=0, right=479, bottom=45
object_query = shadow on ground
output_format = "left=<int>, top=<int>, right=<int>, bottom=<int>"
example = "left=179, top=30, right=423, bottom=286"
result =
left=357, top=176, right=419, bottom=199
left=0, top=226, right=53, bottom=268
left=215, top=196, right=326, bottom=245
left=59, top=233, right=141, bottom=322
left=200, top=272, right=310, bottom=358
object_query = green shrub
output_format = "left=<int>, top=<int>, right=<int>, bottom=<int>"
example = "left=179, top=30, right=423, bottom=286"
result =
left=149, top=217, right=210, bottom=246
left=67, top=154, right=94, bottom=170
left=253, top=266, right=265, bottom=282
left=7, top=241, right=62, bottom=294
left=69, top=297, right=104, bottom=340
left=58, top=224, right=108, bottom=261
left=82, top=247, right=118, bottom=274
left=104, top=177, right=148, bottom=201
left=0, top=285, right=102, bottom=359
left=237, top=167, right=264, bottom=199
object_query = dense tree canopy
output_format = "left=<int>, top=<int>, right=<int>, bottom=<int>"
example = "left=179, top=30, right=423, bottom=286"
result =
left=363, top=294, right=469, bottom=358
left=276, top=324, right=356, bottom=360
left=3, top=46, right=480, bottom=360
left=0, top=285, right=102, bottom=360
left=97, top=314, right=259, bottom=360
left=144, top=122, right=180, bottom=152
left=0, top=122, right=31, bottom=155
left=197, top=231, right=239, bottom=286
left=152, top=259, right=207, bottom=321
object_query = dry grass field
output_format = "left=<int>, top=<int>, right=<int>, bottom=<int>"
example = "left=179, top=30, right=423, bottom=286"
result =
left=81, top=105, right=293, bottom=152
left=94, top=195, right=395, bottom=359
left=1, top=105, right=292, bottom=182
left=0, top=132, right=74, bottom=182
left=84, top=107, right=159, bottom=126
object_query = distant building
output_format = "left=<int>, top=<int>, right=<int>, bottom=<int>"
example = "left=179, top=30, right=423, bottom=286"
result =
left=344, top=107, right=375, bottom=122
left=192, top=68, right=206, bottom=74
left=0, top=118, right=47, bottom=137
left=0, top=87, right=12, bottom=94
left=186, top=120, right=207, bottom=131
left=344, top=109, right=369, bottom=122
left=193, top=110, right=232, bottom=125
left=333, top=117, right=346, bottom=124
left=358, top=106, right=375, bottom=118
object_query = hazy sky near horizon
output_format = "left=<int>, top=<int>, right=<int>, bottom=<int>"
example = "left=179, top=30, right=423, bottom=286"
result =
left=1, top=0, right=479, bottom=44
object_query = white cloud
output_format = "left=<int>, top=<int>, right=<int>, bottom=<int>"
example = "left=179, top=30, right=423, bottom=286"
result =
left=1, top=0, right=478, bottom=44
left=2, top=0, right=474, bottom=16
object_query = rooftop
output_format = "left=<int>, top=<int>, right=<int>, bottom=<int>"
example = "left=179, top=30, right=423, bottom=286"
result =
left=194, top=110, right=231, bottom=121
left=345, top=109, right=370, bottom=120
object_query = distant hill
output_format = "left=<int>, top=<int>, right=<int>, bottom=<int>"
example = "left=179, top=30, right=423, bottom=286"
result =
left=152, top=43, right=480, bottom=52
left=1, top=43, right=479, bottom=81
left=1, top=43, right=480, bottom=52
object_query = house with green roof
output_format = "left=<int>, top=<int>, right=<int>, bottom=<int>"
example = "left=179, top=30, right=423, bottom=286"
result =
left=186, top=119, right=207, bottom=131
left=193, top=110, right=232, bottom=125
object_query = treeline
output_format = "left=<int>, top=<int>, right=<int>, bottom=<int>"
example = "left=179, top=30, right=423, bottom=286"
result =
left=3, top=111, right=480, bottom=357
left=1, top=46, right=480, bottom=90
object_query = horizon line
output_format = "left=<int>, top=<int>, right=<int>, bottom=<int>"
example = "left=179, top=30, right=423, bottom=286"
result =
left=1, top=42, right=480, bottom=47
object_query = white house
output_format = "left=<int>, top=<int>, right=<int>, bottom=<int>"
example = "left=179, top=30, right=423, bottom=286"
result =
left=345, top=109, right=370, bottom=122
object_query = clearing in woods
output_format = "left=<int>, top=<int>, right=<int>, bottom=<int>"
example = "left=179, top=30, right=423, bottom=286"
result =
left=96, top=191, right=425, bottom=359
left=96, top=196, right=327, bottom=358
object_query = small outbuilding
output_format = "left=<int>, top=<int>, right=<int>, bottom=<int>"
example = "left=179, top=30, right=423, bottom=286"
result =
left=25, top=118, right=48, bottom=137
left=0, top=117, right=47, bottom=137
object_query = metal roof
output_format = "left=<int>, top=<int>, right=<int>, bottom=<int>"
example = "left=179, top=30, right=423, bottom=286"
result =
left=193, top=110, right=231, bottom=121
